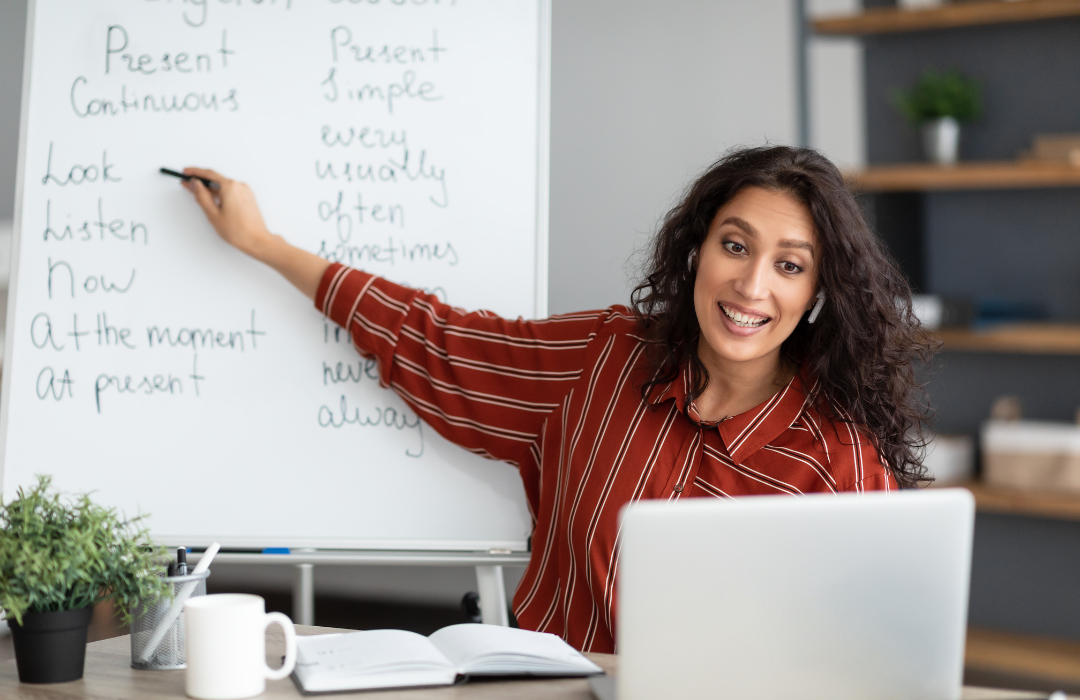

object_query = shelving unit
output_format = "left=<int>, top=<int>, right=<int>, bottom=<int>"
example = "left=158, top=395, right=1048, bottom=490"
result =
left=813, top=2, right=1080, bottom=688
left=933, top=324, right=1080, bottom=355
left=815, top=0, right=1080, bottom=36
left=847, top=161, right=1080, bottom=192
left=966, top=627, right=1080, bottom=691
left=962, top=483, right=1080, bottom=522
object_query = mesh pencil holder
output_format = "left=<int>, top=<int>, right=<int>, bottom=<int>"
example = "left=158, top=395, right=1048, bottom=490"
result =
left=130, top=569, right=209, bottom=670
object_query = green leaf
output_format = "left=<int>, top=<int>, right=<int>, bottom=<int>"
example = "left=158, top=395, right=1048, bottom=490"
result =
left=892, top=69, right=983, bottom=125
left=0, top=475, right=171, bottom=626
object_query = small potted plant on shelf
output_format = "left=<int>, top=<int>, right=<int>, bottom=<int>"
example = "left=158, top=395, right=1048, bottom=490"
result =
left=893, top=69, right=983, bottom=165
left=0, top=475, right=169, bottom=684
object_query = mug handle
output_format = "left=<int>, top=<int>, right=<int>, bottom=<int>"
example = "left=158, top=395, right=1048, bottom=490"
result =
left=263, top=611, right=297, bottom=681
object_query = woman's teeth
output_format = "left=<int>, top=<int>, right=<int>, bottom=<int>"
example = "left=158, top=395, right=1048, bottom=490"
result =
left=721, top=304, right=769, bottom=328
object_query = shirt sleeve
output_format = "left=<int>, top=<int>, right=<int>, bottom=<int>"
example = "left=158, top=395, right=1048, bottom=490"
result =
left=315, top=263, right=607, bottom=465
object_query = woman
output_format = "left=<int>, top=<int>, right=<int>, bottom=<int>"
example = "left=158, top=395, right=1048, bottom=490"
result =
left=182, top=146, right=931, bottom=653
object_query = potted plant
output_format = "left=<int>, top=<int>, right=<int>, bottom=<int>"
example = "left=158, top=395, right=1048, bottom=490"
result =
left=0, top=475, right=169, bottom=683
left=893, top=69, right=983, bottom=165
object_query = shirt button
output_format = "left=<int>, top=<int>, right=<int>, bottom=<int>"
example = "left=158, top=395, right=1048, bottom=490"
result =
left=673, top=484, right=684, bottom=493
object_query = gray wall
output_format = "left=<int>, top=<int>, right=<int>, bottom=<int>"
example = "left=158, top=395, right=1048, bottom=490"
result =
left=548, top=0, right=797, bottom=313
left=972, top=514, right=1080, bottom=640
left=0, top=0, right=26, bottom=222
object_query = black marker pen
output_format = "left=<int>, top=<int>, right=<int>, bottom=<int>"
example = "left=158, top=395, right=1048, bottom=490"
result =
left=160, top=167, right=220, bottom=191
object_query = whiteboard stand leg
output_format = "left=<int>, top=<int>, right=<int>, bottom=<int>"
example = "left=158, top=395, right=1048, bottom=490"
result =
left=475, top=565, right=509, bottom=626
left=293, top=564, right=315, bottom=626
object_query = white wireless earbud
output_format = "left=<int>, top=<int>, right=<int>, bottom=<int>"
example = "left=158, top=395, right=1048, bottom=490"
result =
left=807, top=290, right=826, bottom=324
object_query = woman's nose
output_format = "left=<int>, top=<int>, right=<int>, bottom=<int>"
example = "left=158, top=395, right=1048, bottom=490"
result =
left=733, top=260, right=769, bottom=300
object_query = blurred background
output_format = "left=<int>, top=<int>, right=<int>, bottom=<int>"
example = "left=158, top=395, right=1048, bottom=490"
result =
left=5, top=0, right=1080, bottom=691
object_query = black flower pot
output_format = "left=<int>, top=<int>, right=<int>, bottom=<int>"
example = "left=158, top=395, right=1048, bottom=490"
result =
left=8, top=606, right=94, bottom=683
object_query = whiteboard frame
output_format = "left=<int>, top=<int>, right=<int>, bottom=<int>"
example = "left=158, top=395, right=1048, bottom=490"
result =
left=534, top=0, right=552, bottom=320
left=0, top=0, right=552, bottom=554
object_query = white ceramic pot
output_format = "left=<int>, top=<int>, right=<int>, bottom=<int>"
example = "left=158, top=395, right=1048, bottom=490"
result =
left=921, top=116, right=960, bottom=165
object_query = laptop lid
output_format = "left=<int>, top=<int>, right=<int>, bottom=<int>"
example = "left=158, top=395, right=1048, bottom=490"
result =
left=617, top=489, right=974, bottom=700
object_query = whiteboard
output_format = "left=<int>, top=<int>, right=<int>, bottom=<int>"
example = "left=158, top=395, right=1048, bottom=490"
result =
left=1, top=0, right=551, bottom=552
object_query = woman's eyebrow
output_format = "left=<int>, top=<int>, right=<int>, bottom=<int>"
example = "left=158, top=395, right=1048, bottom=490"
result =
left=721, top=217, right=757, bottom=237
left=780, top=239, right=814, bottom=253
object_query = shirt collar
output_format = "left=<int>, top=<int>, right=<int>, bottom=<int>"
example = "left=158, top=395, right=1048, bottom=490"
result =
left=645, top=365, right=688, bottom=413
left=648, top=360, right=815, bottom=465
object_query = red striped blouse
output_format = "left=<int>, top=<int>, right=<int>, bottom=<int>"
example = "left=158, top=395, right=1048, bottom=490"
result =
left=316, top=263, right=897, bottom=653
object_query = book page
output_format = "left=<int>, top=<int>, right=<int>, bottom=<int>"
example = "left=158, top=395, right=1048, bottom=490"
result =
left=294, top=630, right=456, bottom=692
left=429, top=624, right=602, bottom=675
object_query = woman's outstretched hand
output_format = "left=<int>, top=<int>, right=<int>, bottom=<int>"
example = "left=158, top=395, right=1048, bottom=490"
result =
left=182, top=167, right=273, bottom=257
left=180, top=167, right=331, bottom=300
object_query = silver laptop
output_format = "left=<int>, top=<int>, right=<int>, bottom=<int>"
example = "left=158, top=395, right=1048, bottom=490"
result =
left=605, top=489, right=974, bottom=700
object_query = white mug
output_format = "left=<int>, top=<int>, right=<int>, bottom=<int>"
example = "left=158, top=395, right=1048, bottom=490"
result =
left=183, top=594, right=297, bottom=700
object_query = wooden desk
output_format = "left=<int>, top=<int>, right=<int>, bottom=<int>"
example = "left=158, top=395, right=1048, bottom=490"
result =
left=0, top=625, right=616, bottom=699
left=0, top=625, right=1054, bottom=699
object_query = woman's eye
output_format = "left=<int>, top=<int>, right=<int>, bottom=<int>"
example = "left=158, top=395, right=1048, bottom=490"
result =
left=779, top=261, right=803, bottom=274
left=723, top=241, right=746, bottom=254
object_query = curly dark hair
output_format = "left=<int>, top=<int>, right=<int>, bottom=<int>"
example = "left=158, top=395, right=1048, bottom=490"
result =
left=631, top=146, right=934, bottom=488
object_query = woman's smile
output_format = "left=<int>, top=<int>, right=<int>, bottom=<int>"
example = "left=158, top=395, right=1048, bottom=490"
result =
left=718, top=301, right=771, bottom=332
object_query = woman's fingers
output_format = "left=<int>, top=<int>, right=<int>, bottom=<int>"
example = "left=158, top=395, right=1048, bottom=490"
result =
left=180, top=169, right=272, bottom=258
left=188, top=179, right=221, bottom=221
left=183, top=166, right=229, bottom=185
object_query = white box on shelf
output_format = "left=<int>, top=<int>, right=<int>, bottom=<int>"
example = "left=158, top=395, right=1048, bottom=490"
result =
left=981, top=420, right=1080, bottom=493
left=911, top=294, right=943, bottom=330
left=922, top=434, right=974, bottom=484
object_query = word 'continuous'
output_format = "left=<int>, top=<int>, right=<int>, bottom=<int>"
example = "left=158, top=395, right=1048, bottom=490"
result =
left=71, top=76, right=239, bottom=118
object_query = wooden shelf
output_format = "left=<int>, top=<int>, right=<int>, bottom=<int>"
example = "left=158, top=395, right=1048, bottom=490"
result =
left=933, top=324, right=1080, bottom=355
left=960, top=482, right=1080, bottom=521
left=814, top=0, right=1080, bottom=36
left=846, top=161, right=1080, bottom=192
left=966, top=626, right=1080, bottom=691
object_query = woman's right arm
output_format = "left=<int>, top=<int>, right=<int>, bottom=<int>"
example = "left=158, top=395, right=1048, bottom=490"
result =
left=181, top=167, right=610, bottom=465
left=182, top=167, right=330, bottom=300
left=316, top=263, right=606, bottom=465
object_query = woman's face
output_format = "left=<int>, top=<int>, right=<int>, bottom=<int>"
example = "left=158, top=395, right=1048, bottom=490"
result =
left=693, top=186, right=818, bottom=371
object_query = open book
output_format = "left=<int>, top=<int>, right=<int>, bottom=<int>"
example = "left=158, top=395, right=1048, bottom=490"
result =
left=292, top=623, right=604, bottom=693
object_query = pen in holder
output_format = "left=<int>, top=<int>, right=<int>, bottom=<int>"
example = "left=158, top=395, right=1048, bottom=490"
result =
left=130, top=569, right=210, bottom=670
